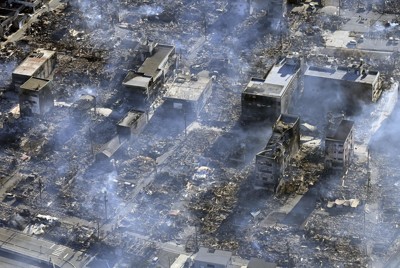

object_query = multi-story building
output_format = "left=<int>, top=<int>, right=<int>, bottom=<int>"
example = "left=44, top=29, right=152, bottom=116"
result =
left=241, top=55, right=301, bottom=123
left=12, top=49, right=56, bottom=92
left=325, top=119, right=354, bottom=171
left=304, top=62, right=382, bottom=114
left=19, top=77, right=53, bottom=116
left=163, top=71, right=212, bottom=117
left=116, top=109, right=148, bottom=140
left=255, top=114, right=300, bottom=189
left=123, top=43, right=176, bottom=104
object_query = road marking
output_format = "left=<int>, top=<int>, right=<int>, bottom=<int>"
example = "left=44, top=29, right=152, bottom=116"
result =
left=52, top=245, right=67, bottom=256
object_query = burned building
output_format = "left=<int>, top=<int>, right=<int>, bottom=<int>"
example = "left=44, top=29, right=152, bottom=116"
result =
left=163, top=71, right=212, bottom=117
left=241, top=55, right=301, bottom=123
left=70, top=94, right=96, bottom=121
left=123, top=43, right=176, bottom=104
left=304, top=62, right=382, bottom=114
left=325, top=119, right=354, bottom=171
left=19, top=77, right=53, bottom=116
left=117, top=109, right=148, bottom=140
left=255, top=114, right=300, bottom=189
left=193, top=247, right=233, bottom=268
left=12, top=49, right=56, bottom=91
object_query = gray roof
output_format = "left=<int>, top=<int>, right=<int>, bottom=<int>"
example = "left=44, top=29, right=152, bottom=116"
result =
left=138, top=44, right=175, bottom=78
left=13, top=49, right=55, bottom=77
left=194, top=247, right=232, bottom=266
left=20, top=77, right=50, bottom=91
left=248, top=258, right=277, bottom=268
left=164, top=71, right=211, bottom=102
left=304, top=65, right=379, bottom=85
left=244, top=59, right=300, bottom=98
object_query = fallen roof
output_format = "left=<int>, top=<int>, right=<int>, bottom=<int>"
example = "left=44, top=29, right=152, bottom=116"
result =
left=117, top=109, right=145, bottom=128
left=20, top=77, right=50, bottom=91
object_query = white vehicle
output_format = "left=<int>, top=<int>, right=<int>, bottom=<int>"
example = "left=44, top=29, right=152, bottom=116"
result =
left=348, top=40, right=357, bottom=46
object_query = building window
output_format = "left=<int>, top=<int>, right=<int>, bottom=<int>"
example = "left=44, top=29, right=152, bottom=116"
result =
left=207, top=265, right=215, bottom=268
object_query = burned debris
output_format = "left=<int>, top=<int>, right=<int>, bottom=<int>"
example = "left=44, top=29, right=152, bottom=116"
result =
left=0, top=0, right=400, bottom=267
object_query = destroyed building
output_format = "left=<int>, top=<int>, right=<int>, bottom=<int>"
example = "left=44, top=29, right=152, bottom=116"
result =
left=304, top=62, right=382, bottom=110
left=241, top=55, right=301, bottom=123
left=163, top=70, right=212, bottom=117
left=117, top=109, right=148, bottom=140
left=123, top=43, right=176, bottom=103
left=12, top=49, right=56, bottom=91
left=255, top=114, right=300, bottom=189
left=19, top=77, right=53, bottom=116
left=193, top=247, right=233, bottom=268
left=325, top=119, right=354, bottom=171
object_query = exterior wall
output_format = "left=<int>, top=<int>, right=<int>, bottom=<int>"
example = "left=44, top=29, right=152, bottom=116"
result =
left=325, top=129, right=354, bottom=170
left=255, top=155, right=278, bottom=187
left=241, top=94, right=280, bottom=122
left=255, top=115, right=300, bottom=188
left=117, top=112, right=148, bottom=140
left=19, top=84, right=53, bottom=116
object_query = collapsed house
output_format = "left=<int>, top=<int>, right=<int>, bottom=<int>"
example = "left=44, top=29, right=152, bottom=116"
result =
left=123, top=43, right=176, bottom=104
left=304, top=62, right=382, bottom=113
left=163, top=70, right=212, bottom=117
left=19, top=77, right=53, bottom=116
left=241, top=54, right=301, bottom=123
left=325, top=119, right=354, bottom=171
left=12, top=49, right=56, bottom=91
left=255, top=114, right=300, bottom=189
left=116, top=109, right=148, bottom=140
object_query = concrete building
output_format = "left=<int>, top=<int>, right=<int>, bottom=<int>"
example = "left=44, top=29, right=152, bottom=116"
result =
left=163, top=71, right=212, bottom=117
left=304, top=62, right=382, bottom=110
left=123, top=43, right=176, bottom=102
left=19, top=77, right=53, bottom=116
left=12, top=49, right=56, bottom=91
left=255, top=114, right=300, bottom=189
left=248, top=258, right=277, bottom=268
left=193, top=247, right=232, bottom=268
left=241, top=55, right=301, bottom=123
left=325, top=119, right=354, bottom=171
left=117, top=109, right=148, bottom=140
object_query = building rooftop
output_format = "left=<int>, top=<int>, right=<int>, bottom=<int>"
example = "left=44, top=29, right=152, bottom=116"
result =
left=327, top=119, right=354, bottom=141
left=194, top=247, right=232, bottom=266
left=138, top=44, right=175, bottom=78
left=164, top=71, right=210, bottom=102
left=248, top=258, right=277, bottom=268
left=244, top=58, right=300, bottom=98
left=13, top=49, right=55, bottom=77
left=20, top=77, right=50, bottom=91
left=304, top=65, right=379, bottom=85
left=117, top=109, right=145, bottom=128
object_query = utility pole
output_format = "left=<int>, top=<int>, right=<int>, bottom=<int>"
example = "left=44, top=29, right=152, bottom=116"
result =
left=183, top=107, right=187, bottom=138
left=104, top=191, right=108, bottom=222
left=38, top=177, right=43, bottom=206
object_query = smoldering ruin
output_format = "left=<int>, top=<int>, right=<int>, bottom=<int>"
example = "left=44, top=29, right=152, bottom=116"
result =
left=1, top=0, right=400, bottom=267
